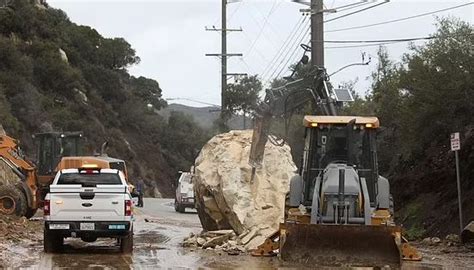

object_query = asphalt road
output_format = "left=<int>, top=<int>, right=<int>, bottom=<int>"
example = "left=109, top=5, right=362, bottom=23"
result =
left=28, top=198, right=204, bottom=269
left=13, top=198, right=473, bottom=269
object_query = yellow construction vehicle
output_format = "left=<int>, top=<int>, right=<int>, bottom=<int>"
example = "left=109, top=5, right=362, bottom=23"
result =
left=248, top=66, right=421, bottom=267
left=0, top=131, right=130, bottom=218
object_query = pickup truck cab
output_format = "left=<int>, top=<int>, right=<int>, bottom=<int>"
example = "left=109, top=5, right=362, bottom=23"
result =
left=43, top=166, right=133, bottom=253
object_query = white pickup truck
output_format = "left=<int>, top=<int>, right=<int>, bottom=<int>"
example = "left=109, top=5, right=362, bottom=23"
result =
left=43, top=167, right=133, bottom=253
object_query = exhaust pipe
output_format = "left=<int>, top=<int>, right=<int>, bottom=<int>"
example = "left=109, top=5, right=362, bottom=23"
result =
left=338, top=168, right=345, bottom=224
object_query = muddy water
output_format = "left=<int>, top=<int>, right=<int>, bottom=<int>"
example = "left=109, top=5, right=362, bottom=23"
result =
left=12, top=199, right=474, bottom=269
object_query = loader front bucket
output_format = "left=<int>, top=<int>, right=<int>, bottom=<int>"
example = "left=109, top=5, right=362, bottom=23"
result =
left=280, top=223, right=402, bottom=267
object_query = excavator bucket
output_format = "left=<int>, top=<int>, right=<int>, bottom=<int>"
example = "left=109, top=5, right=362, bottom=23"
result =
left=280, top=223, right=403, bottom=267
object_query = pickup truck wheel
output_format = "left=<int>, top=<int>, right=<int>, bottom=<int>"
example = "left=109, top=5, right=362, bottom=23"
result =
left=0, top=185, right=26, bottom=216
left=175, top=200, right=185, bottom=213
left=44, top=228, right=63, bottom=253
left=120, top=230, right=133, bottom=253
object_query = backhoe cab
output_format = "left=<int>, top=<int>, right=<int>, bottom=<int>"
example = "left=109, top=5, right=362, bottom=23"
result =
left=294, top=116, right=389, bottom=224
left=253, top=116, right=421, bottom=267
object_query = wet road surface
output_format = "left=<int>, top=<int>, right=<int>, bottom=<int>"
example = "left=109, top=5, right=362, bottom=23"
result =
left=13, top=198, right=474, bottom=269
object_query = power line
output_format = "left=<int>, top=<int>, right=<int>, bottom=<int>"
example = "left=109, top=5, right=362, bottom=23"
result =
left=326, top=2, right=474, bottom=33
left=273, top=26, right=311, bottom=81
left=323, top=35, right=468, bottom=43
left=261, top=15, right=308, bottom=80
left=228, top=1, right=243, bottom=22
left=241, top=30, right=271, bottom=71
left=335, top=0, right=374, bottom=13
left=165, top=98, right=220, bottom=107
left=246, top=0, right=279, bottom=58
left=247, top=0, right=285, bottom=42
left=265, top=19, right=310, bottom=83
left=325, top=41, right=400, bottom=49
left=324, top=1, right=390, bottom=23
left=260, top=15, right=306, bottom=76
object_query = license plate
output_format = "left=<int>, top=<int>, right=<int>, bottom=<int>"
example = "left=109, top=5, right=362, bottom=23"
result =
left=80, top=223, right=95, bottom=230
left=49, top=223, right=70, bottom=230
left=108, top=224, right=126, bottom=230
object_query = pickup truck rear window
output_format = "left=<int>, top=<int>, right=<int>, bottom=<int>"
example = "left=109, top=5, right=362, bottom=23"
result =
left=58, top=173, right=122, bottom=186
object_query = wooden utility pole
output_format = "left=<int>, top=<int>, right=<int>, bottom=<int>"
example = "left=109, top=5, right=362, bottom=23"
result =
left=311, top=0, right=324, bottom=67
left=205, top=0, right=245, bottom=120
left=221, top=0, right=227, bottom=112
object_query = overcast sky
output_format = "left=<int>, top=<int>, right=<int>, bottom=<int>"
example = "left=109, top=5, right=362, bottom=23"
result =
left=48, top=0, right=473, bottom=107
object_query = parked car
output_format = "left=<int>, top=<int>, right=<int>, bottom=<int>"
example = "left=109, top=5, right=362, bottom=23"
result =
left=174, top=172, right=194, bottom=213
left=43, top=166, right=134, bottom=253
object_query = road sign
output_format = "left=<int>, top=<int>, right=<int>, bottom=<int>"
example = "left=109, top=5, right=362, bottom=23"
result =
left=451, top=132, right=461, bottom=151
left=451, top=132, right=463, bottom=233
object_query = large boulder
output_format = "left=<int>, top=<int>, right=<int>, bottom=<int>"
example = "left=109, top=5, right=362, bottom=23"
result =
left=194, top=130, right=297, bottom=250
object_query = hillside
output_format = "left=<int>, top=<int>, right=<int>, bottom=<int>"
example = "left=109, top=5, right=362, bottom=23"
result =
left=0, top=0, right=210, bottom=197
left=158, top=103, right=246, bottom=130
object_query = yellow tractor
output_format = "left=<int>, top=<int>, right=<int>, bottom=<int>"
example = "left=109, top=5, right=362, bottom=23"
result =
left=0, top=131, right=130, bottom=218
left=248, top=67, right=421, bottom=267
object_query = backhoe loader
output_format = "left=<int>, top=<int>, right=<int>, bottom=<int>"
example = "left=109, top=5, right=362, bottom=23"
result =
left=248, top=65, right=421, bottom=267
left=0, top=131, right=130, bottom=218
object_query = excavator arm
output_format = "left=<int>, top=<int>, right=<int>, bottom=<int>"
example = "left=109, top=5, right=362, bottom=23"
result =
left=249, top=66, right=338, bottom=168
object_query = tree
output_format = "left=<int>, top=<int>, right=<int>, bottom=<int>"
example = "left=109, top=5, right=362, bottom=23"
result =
left=131, top=76, right=166, bottom=110
left=98, top=38, right=140, bottom=69
left=224, top=75, right=262, bottom=129
left=397, top=18, right=473, bottom=156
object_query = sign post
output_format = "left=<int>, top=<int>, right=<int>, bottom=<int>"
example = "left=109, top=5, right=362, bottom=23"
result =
left=450, top=132, right=462, bottom=233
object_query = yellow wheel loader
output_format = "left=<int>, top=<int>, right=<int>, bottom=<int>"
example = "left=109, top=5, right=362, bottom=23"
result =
left=248, top=65, right=421, bottom=267
left=1, top=131, right=130, bottom=218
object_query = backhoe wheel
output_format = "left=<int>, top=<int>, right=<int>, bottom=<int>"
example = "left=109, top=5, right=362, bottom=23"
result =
left=0, top=184, right=26, bottom=216
left=17, top=190, right=28, bottom=217
left=44, top=227, right=63, bottom=253
left=120, top=229, right=134, bottom=253
left=25, top=207, right=38, bottom=219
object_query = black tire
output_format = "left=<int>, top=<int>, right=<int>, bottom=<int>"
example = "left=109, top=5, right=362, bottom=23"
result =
left=120, top=229, right=133, bottom=253
left=17, top=190, right=28, bottom=217
left=43, top=228, right=63, bottom=253
left=174, top=200, right=180, bottom=212
left=25, top=207, right=38, bottom=219
left=175, top=201, right=185, bottom=213
left=0, top=184, right=26, bottom=216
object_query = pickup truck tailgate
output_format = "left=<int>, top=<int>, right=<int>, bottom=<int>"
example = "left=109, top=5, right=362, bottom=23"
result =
left=49, top=185, right=128, bottom=221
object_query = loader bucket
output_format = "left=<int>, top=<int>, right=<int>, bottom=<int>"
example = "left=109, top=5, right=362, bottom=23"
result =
left=280, top=223, right=402, bottom=267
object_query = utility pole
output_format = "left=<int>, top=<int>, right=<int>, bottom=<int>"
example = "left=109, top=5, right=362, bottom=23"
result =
left=205, top=0, right=246, bottom=120
left=311, top=0, right=324, bottom=67
left=221, top=0, right=227, bottom=111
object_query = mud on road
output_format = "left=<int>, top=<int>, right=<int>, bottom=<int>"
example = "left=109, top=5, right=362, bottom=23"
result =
left=1, top=198, right=474, bottom=269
